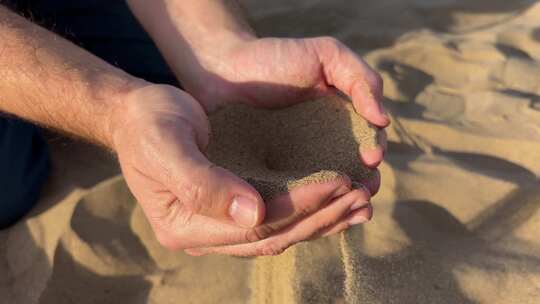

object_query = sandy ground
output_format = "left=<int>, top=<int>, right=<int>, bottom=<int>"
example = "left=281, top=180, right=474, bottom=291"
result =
left=2, top=0, right=540, bottom=303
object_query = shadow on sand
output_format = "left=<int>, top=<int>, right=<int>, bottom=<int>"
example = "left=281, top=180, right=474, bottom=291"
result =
left=1, top=1, right=539, bottom=303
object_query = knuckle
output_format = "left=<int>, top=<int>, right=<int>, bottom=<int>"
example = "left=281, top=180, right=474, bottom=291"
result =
left=296, top=204, right=313, bottom=218
left=310, top=223, right=336, bottom=238
left=295, top=199, right=325, bottom=218
left=179, top=182, right=207, bottom=214
left=260, top=242, right=287, bottom=256
left=174, top=201, right=196, bottom=226
left=319, top=36, right=341, bottom=47
left=364, top=72, right=384, bottom=95
left=314, top=36, right=343, bottom=56
left=189, top=184, right=206, bottom=206
left=316, top=219, right=336, bottom=234
left=322, top=36, right=335, bottom=43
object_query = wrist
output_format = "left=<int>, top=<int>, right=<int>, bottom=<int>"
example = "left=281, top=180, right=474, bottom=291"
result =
left=108, top=84, right=211, bottom=153
left=105, top=78, right=153, bottom=150
left=128, top=0, right=257, bottom=111
left=178, top=33, right=257, bottom=111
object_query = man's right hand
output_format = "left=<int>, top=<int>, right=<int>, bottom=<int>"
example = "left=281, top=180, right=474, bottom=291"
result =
left=110, top=84, right=373, bottom=256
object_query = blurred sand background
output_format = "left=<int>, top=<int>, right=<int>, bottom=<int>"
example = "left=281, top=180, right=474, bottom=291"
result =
left=2, top=0, right=540, bottom=303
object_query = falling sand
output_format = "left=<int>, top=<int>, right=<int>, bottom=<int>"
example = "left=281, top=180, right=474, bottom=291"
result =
left=206, top=95, right=380, bottom=303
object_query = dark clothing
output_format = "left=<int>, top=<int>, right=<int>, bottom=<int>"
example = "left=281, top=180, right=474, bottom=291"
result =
left=0, top=119, right=49, bottom=228
left=7, top=0, right=176, bottom=85
left=0, top=0, right=175, bottom=228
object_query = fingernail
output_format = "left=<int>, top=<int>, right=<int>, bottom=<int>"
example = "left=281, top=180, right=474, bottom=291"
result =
left=230, top=196, right=258, bottom=228
left=348, top=212, right=368, bottom=225
left=350, top=201, right=366, bottom=212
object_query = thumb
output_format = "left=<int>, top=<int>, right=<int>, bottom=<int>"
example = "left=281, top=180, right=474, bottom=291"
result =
left=167, top=138, right=266, bottom=228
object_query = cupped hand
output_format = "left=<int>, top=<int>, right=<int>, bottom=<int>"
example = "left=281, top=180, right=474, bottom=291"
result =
left=178, top=36, right=389, bottom=168
left=110, top=84, right=373, bottom=256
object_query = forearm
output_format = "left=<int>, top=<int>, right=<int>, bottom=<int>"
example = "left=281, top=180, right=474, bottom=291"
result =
left=0, top=6, right=147, bottom=148
left=127, top=0, right=256, bottom=107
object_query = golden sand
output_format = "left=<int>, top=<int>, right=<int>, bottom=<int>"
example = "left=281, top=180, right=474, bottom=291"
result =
left=205, top=96, right=380, bottom=303
left=206, top=95, right=378, bottom=199
left=3, top=1, right=540, bottom=303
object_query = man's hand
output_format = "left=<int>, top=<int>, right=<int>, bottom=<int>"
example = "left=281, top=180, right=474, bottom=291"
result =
left=128, top=0, right=389, bottom=169
left=126, top=0, right=388, bottom=256
left=111, top=85, right=373, bottom=256
left=0, top=3, right=381, bottom=257
left=171, top=38, right=388, bottom=256
left=184, top=36, right=390, bottom=168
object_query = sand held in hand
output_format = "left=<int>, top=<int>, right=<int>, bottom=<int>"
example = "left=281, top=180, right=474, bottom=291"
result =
left=206, top=95, right=379, bottom=199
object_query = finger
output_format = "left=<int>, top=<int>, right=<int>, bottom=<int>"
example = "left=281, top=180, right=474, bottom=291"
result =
left=124, top=158, right=269, bottom=250
left=360, top=147, right=384, bottom=168
left=160, top=130, right=266, bottom=229
left=358, top=169, right=381, bottom=196
left=185, top=205, right=372, bottom=256
left=359, top=129, right=387, bottom=168
left=318, top=204, right=373, bottom=238
left=152, top=175, right=350, bottom=250
left=243, top=175, right=352, bottom=242
left=312, top=37, right=390, bottom=127
left=187, top=188, right=370, bottom=257
left=187, top=187, right=371, bottom=257
left=120, top=87, right=267, bottom=229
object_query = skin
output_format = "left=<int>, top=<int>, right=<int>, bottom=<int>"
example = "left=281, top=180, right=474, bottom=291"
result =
left=0, top=1, right=388, bottom=257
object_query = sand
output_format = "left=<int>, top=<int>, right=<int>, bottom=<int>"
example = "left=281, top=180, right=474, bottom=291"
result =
left=206, top=95, right=378, bottom=199
left=2, top=0, right=540, bottom=303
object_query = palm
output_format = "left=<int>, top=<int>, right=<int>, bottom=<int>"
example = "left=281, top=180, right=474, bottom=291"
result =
left=213, top=38, right=328, bottom=108
left=111, top=85, right=373, bottom=256
left=188, top=37, right=390, bottom=130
